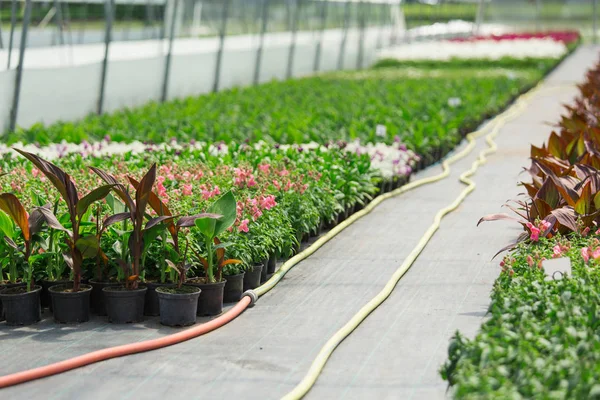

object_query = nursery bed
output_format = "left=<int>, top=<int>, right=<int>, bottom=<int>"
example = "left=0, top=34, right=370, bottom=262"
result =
left=0, top=46, right=595, bottom=400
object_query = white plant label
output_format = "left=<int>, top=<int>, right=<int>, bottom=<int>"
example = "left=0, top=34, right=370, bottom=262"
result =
left=541, top=257, right=572, bottom=281
left=375, top=124, right=387, bottom=137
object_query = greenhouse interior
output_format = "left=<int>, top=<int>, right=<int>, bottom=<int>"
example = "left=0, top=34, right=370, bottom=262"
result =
left=0, top=0, right=599, bottom=398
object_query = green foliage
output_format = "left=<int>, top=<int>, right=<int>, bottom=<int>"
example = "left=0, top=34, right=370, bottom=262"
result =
left=5, top=70, right=539, bottom=156
left=441, top=236, right=600, bottom=399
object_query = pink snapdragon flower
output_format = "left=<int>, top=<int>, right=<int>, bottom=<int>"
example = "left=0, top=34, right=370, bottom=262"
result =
left=258, top=164, right=270, bottom=174
left=259, top=195, right=277, bottom=210
left=526, top=222, right=541, bottom=241
left=539, top=219, right=552, bottom=233
left=526, top=255, right=534, bottom=266
left=182, top=184, right=193, bottom=196
left=238, top=219, right=250, bottom=233
left=582, top=247, right=590, bottom=263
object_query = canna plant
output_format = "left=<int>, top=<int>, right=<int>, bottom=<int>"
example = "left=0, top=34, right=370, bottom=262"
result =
left=14, top=149, right=117, bottom=292
left=91, top=164, right=162, bottom=289
left=0, top=193, right=45, bottom=291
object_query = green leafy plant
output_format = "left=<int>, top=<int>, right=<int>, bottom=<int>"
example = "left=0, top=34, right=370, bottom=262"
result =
left=193, top=191, right=242, bottom=283
left=0, top=193, right=45, bottom=291
left=15, top=149, right=116, bottom=292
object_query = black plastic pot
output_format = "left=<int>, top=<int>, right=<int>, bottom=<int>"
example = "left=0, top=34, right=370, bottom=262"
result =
left=187, top=280, right=226, bottom=316
left=41, top=279, right=71, bottom=311
left=260, top=259, right=269, bottom=283
left=223, top=272, right=245, bottom=303
left=243, top=263, right=263, bottom=291
left=89, top=279, right=120, bottom=316
left=0, top=282, right=25, bottom=321
left=267, top=254, right=277, bottom=274
left=144, top=281, right=176, bottom=316
left=49, top=284, right=92, bottom=323
left=0, top=285, right=41, bottom=326
left=103, top=286, right=147, bottom=323
left=156, top=286, right=201, bottom=327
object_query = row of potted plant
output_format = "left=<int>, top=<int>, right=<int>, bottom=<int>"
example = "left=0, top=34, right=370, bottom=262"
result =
left=7, top=63, right=541, bottom=157
left=440, top=59, right=600, bottom=397
left=0, top=139, right=415, bottom=327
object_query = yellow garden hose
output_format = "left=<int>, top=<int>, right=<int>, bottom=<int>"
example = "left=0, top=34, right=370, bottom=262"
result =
left=256, top=86, right=533, bottom=298
left=279, top=82, right=573, bottom=399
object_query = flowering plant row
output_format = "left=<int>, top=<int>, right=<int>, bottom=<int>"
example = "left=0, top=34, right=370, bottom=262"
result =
left=441, top=60, right=600, bottom=397
left=8, top=68, right=541, bottom=157
left=377, top=31, right=579, bottom=63
left=448, top=30, right=580, bottom=44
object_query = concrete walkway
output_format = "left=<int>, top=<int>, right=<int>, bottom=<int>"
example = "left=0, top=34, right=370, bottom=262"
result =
left=0, top=46, right=598, bottom=399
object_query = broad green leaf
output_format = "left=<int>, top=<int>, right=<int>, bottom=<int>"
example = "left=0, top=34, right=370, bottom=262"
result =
left=76, top=184, right=115, bottom=218
left=75, top=235, right=100, bottom=259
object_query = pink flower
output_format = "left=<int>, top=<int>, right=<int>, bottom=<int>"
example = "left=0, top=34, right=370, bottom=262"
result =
left=527, top=255, right=534, bottom=266
left=499, top=260, right=505, bottom=267
left=32, top=168, right=40, bottom=178
left=212, top=186, right=221, bottom=196
left=592, top=248, right=600, bottom=260
left=272, top=180, right=281, bottom=190
left=279, top=169, right=289, bottom=177
left=552, top=245, right=563, bottom=258
left=247, top=176, right=257, bottom=187
left=157, top=182, right=168, bottom=199
left=595, top=228, right=600, bottom=235
left=582, top=247, right=590, bottom=263
left=238, top=219, right=249, bottom=233
left=582, top=227, right=591, bottom=237
left=182, top=171, right=191, bottom=180
left=526, top=222, right=540, bottom=242
left=182, top=184, right=193, bottom=196
left=540, top=219, right=552, bottom=233
left=157, top=176, right=166, bottom=184
left=258, top=164, right=270, bottom=173
left=259, top=195, right=277, bottom=210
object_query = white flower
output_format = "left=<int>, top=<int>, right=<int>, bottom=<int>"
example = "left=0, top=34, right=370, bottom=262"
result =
left=377, top=38, right=567, bottom=62
left=447, top=97, right=461, bottom=108
left=375, top=124, right=387, bottom=138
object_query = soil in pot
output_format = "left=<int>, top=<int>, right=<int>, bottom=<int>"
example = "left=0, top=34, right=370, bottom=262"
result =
left=223, top=272, right=245, bottom=303
left=41, top=279, right=71, bottom=311
left=156, top=286, right=201, bottom=327
left=49, top=284, right=92, bottom=323
left=267, top=254, right=277, bottom=274
left=187, top=278, right=226, bottom=316
left=103, top=286, right=147, bottom=323
left=144, top=281, right=176, bottom=316
left=89, top=279, right=120, bottom=316
left=243, top=264, right=263, bottom=292
left=0, top=285, right=41, bottom=326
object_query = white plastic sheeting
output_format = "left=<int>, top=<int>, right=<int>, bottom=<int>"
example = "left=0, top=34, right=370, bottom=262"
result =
left=0, top=26, right=389, bottom=131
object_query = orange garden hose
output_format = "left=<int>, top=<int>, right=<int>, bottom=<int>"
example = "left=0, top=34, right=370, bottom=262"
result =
left=0, top=297, right=251, bottom=388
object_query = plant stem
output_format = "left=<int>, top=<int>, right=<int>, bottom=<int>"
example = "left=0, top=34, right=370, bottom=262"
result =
left=206, top=237, right=214, bottom=283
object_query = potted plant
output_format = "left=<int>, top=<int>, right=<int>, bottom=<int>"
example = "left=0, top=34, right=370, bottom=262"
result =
left=189, top=191, right=242, bottom=316
left=91, top=164, right=163, bottom=324
left=222, top=262, right=245, bottom=303
left=15, top=149, right=117, bottom=324
left=126, top=175, right=220, bottom=317
left=0, top=206, right=28, bottom=321
left=0, top=193, right=45, bottom=325
left=89, top=198, right=120, bottom=315
left=38, top=201, right=70, bottom=311
left=157, top=239, right=201, bottom=327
